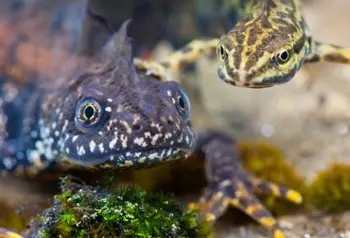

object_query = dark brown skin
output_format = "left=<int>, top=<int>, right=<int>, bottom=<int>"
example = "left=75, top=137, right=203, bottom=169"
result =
left=0, top=19, right=195, bottom=174
left=0, top=0, right=86, bottom=82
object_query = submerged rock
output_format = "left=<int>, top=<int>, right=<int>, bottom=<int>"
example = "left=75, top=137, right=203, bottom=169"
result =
left=22, top=176, right=211, bottom=238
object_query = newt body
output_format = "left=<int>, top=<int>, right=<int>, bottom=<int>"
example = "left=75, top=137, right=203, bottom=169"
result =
left=143, top=0, right=350, bottom=88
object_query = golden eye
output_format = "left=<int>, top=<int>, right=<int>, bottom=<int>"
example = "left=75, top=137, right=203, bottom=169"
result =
left=75, top=97, right=109, bottom=133
left=76, top=98, right=101, bottom=127
left=217, top=44, right=228, bottom=61
left=275, top=49, right=291, bottom=64
left=81, top=103, right=97, bottom=121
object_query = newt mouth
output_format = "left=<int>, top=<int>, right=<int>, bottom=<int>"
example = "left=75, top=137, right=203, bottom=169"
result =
left=61, top=147, right=193, bottom=169
left=102, top=147, right=193, bottom=168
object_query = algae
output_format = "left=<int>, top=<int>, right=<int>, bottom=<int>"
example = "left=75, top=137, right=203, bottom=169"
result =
left=307, top=162, right=350, bottom=213
left=31, top=176, right=211, bottom=238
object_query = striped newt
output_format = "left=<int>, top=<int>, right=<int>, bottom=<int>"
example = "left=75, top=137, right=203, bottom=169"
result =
left=136, top=0, right=350, bottom=88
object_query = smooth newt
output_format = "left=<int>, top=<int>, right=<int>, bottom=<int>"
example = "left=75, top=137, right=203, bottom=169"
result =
left=138, top=0, right=350, bottom=88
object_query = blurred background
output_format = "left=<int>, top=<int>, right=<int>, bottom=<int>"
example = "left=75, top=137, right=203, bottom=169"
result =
left=1, top=0, right=350, bottom=237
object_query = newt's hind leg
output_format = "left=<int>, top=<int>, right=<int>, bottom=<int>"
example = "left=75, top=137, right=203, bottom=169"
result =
left=189, top=130, right=303, bottom=238
left=0, top=228, right=23, bottom=238
left=306, top=41, right=350, bottom=64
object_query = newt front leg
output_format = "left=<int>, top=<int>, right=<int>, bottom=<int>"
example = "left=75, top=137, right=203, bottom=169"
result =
left=190, top=130, right=302, bottom=238
left=133, top=39, right=219, bottom=81
left=306, top=41, right=350, bottom=64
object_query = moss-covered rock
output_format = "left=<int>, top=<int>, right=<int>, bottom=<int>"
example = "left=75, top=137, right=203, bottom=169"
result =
left=307, top=162, right=350, bottom=213
left=26, top=176, right=211, bottom=238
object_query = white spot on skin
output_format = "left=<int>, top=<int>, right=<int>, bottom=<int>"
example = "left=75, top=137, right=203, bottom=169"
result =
left=132, top=114, right=141, bottom=124
left=124, top=160, right=133, bottom=166
left=164, top=133, right=172, bottom=139
left=219, top=180, right=232, bottom=188
left=166, top=149, right=174, bottom=156
left=41, top=127, right=50, bottom=138
left=138, top=157, right=146, bottom=163
left=105, top=107, right=112, bottom=112
left=72, top=135, right=79, bottom=142
left=151, top=134, right=162, bottom=145
left=116, top=105, right=123, bottom=112
left=148, top=152, right=160, bottom=160
left=109, top=138, right=118, bottom=149
left=98, top=143, right=104, bottom=153
left=177, top=134, right=183, bottom=143
left=133, top=137, right=147, bottom=147
left=89, top=140, right=96, bottom=153
left=51, top=122, right=57, bottom=129
left=45, top=147, right=54, bottom=160
left=65, top=148, right=70, bottom=154
left=3, top=157, right=15, bottom=170
left=98, top=131, right=104, bottom=136
left=134, top=152, right=141, bottom=157
left=54, top=131, right=59, bottom=137
left=62, top=120, right=69, bottom=132
left=185, top=136, right=189, bottom=144
left=107, top=98, right=113, bottom=102
left=167, top=90, right=172, bottom=96
left=120, top=134, right=128, bottom=148
left=144, top=132, right=151, bottom=138
left=77, top=146, right=86, bottom=156
left=35, top=141, right=45, bottom=154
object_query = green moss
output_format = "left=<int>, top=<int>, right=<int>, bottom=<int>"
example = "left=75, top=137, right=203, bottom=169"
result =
left=238, top=140, right=307, bottom=216
left=35, top=176, right=211, bottom=238
left=307, top=162, right=350, bottom=213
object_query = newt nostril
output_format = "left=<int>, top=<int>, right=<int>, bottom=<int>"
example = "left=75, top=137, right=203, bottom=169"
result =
left=167, top=119, right=174, bottom=126
left=132, top=123, right=142, bottom=131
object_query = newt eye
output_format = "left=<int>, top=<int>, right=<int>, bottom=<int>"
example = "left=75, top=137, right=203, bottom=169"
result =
left=175, top=89, right=191, bottom=121
left=274, top=49, right=291, bottom=65
left=75, top=97, right=103, bottom=132
left=217, top=44, right=228, bottom=61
